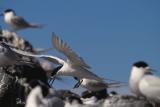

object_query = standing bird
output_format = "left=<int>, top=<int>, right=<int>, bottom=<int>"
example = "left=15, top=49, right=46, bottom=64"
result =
left=10, top=33, right=105, bottom=82
left=129, top=61, right=160, bottom=103
left=0, top=9, right=43, bottom=31
left=129, top=61, right=148, bottom=97
left=137, top=62, right=160, bottom=103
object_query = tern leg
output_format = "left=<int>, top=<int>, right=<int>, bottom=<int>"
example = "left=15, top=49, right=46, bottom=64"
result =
left=48, top=77, right=56, bottom=86
left=73, top=80, right=83, bottom=89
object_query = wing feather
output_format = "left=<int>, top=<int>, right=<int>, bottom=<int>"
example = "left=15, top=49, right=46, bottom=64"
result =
left=11, top=16, right=30, bottom=27
left=10, top=46, right=64, bottom=65
left=52, top=32, right=90, bottom=69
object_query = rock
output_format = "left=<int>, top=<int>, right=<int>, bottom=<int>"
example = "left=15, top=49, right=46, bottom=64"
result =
left=102, top=94, right=153, bottom=107
left=0, top=67, right=16, bottom=107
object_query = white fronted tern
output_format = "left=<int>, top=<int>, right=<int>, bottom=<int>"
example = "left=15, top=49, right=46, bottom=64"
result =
left=1, top=9, right=43, bottom=31
left=10, top=33, right=105, bottom=82
left=130, top=61, right=160, bottom=103
left=136, top=61, right=160, bottom=103
left=129, top=61, right=149, bottom=97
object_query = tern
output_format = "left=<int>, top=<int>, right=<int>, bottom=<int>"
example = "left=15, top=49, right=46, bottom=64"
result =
left=1, top=9, right=43, bottom=31
left=129, top=61, right=148, bottom=97
left=136, top=62, right=160, bottom=103
left=129, top=61, right=160, bottom=103
left=73, top=77, right=124, bottom=92
left=25, top=85, right=64, bottom=107
left=9, top=33, right=105, bottom=82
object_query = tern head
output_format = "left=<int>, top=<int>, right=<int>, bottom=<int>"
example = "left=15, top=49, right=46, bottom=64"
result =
left=4, top=9, right=15, bottom=14
left=133, top=61, right=154, bottom=74
left=0, top=9, right=16, bottom=16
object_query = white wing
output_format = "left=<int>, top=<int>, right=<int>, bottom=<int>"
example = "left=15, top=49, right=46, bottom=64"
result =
left=141, top=75, right=160, bottom=88
left=10, top=47, right=65, bottom=65
left=52, top=32, right=90, bottom=69
left=139, top=75, right=160, bottom=100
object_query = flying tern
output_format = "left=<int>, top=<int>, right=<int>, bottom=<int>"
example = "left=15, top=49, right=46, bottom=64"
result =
left=10, top=33, right=105, bottom=82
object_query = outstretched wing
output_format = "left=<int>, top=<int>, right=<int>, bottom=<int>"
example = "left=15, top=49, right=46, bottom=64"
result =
left=52, top=32, right=90, bottom=69
left=10, top=46, right=64, bottom=65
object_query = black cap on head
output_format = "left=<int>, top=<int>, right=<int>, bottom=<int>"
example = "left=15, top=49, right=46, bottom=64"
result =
left=133, top=61, right=148, bottom=68
left=4, top=9, right=14, bottom=13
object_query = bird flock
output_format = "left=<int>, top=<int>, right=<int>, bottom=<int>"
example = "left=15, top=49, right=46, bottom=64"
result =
left=0, top=8, right=159, bottom=107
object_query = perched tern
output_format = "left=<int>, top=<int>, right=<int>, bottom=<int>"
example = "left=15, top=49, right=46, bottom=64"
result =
left=10, top=33, right=105, bottom=81
left=1, top=9, right=43, bottom=31
left=135, top=61, right=160, bottom=103
left=129, top=61, right=160, bottom=103
left=73, top=77, right=124, bottom=92
left=129, top=61, right=149, bottom=97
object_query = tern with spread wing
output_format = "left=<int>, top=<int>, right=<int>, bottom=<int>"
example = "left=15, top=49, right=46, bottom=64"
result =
left=10, top=33, right=104, bottom=81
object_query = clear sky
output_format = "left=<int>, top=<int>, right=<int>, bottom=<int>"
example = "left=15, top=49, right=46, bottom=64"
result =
left=0, top=0, right=160, bottom=94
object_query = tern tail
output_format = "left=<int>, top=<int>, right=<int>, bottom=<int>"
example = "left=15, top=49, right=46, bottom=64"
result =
left=101, top=77, right=127, bottom=84
left=108, top=82, right=128, bottom=88
left=29, top=23, right=44, bottom=28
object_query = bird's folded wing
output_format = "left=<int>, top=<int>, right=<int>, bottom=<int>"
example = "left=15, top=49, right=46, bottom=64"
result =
left=10, top=47, right=64, bottom=65
left=143, top=75, right=160, bottom=86
left=52, top=32, right=91, bottom=69
left=11, top=16, right=30, bottom=27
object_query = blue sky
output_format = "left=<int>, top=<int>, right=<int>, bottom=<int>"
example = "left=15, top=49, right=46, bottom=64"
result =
left=0, top=0, right=160, bottom=94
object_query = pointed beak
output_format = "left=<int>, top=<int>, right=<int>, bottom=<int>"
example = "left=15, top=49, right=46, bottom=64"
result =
left=149, top=68, right=157, bottom=72
left=146, top=67, right=157, bottom=72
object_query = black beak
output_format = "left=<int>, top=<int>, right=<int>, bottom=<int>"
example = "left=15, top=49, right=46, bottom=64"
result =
left=149, top=68, right=157, bottom=72
left=48, top=76, right=56, bottom=85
